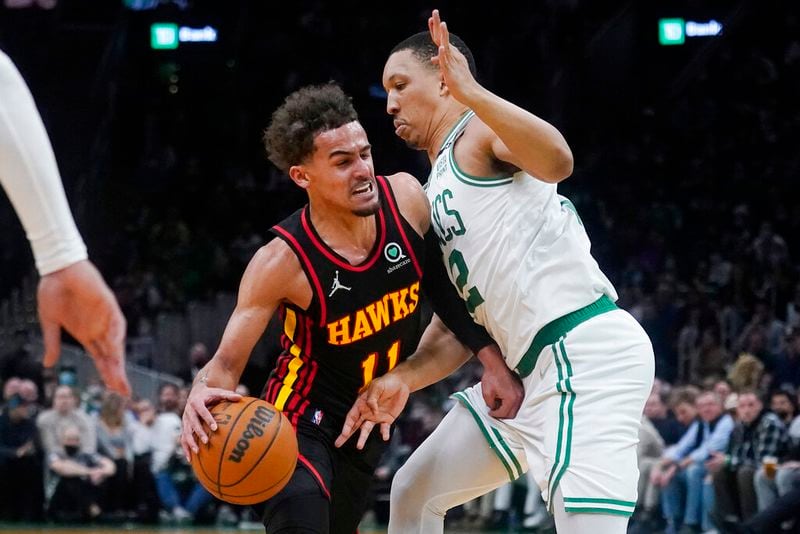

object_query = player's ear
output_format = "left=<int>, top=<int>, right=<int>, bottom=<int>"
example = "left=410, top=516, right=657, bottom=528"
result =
left=288, top=165, right=311, bottom=189
left=439, top=79, right=449, bottom=97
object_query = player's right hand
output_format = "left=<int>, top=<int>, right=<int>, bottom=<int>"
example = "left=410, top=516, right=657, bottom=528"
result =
left=37, top=259, right=130, bottom=396
left=180, top=383, right=241, bottom=460
left=335, top=373, right=410, bottom=450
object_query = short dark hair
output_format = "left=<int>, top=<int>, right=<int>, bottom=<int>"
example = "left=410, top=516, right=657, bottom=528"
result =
left=771, top=388, right=797, bottom=410
left=263, top=82, right=359, bottom=173
left=390, top=31, right=477, bottom=78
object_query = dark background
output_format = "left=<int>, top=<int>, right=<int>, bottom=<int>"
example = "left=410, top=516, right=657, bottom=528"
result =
left=1, top=0, right=798, bottom=385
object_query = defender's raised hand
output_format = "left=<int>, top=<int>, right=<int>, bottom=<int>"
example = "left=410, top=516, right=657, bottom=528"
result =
left=428, top=9, right=480, bottom=104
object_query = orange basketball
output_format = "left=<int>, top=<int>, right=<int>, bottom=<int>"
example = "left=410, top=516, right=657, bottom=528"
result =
left=191, top=397, right=297, bottom=505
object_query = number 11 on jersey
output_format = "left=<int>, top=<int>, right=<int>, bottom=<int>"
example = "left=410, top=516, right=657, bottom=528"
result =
left=361, top=340, right=401, bottom=388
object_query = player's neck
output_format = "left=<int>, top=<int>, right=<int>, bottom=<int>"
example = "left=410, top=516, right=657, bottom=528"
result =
left=427, top=104, right=470, bottom=163
left=308, top=207, right=378, bottom=264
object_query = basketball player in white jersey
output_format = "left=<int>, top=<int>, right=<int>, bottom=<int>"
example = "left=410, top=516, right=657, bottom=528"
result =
left=0, top=49, right=129, bottom=396
left=337, top=10, right=654, bottom=533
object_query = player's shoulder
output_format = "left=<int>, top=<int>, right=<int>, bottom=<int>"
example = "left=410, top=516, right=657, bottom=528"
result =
left=240, top=237, right=309, bottom=305
left=383, top=172, right=429, bottom=235
left=247, top=238, right=302, bottom=277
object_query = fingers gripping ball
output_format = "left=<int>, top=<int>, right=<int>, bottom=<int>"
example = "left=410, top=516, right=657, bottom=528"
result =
left=191, top=397, right=298, bottom=504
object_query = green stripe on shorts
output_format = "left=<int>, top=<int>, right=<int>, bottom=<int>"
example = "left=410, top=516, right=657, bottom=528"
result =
left=451, top=391, right=522, bottom=481
left=564, top=507, right=634, bottom=517
left=547, top=338, right=576, bottom=512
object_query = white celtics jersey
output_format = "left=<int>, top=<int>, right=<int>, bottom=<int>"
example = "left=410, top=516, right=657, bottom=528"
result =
left=426, top=111, right=618, bottom=369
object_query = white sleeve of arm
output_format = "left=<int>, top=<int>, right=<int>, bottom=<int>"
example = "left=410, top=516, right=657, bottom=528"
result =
left=0, top=49, right=87, bottom=276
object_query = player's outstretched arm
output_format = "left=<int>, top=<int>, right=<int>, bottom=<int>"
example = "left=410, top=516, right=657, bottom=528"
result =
left=181, top=240, right=306, bottom=459
left=428, top=9, right=573, bottom=183
left=1, top=50, right=131, bottom=395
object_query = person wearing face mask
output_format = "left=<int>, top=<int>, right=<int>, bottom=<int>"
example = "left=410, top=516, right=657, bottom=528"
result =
left=46, top=423, right=115, bottom=523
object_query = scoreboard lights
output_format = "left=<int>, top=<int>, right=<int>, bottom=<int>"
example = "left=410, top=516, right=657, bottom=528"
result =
left=658, top=18, right=723, bottom=46
left=151, top=23, right=218, bottom=49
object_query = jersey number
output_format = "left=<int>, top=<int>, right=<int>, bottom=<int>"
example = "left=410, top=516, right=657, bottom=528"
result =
left=361, top=340, right=401, bottom=388
left=448, top=249, right=485, bottom=315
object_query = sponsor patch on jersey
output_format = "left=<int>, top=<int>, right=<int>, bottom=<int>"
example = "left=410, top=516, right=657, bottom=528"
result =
left=383, top=242, right=406, bottom=263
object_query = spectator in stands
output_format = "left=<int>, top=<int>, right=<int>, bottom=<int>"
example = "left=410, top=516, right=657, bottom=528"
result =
left=47, top=423, right=116, bottom=523
left=633, top=409, right=666, bottom=534
left=770, top=328, right=800, bottom=391
left=17, top=377, right=39, bottom=405
left=2, top=376, right=22, bottom=406
left=152, top=382, right=212, bottom=523
left=714, top=380, right=735, bottom=409
left=158, top=382, right=181, bottom=416
left=636, top=387, right=689, bottom=532
left=180, top=342, right=211, bottom=384
left=129, top=398, right=159, bottom=523
left=729, top=353, right=766, bottom=394
left=754, top=389, right=800, bottom=516
left=708, top=390, right=787, bottom=527
left=95, top=391, right=134, bottom=517
left=657, top=391, right=735, bottom=534
left=737, top=299, right=785, bottom=358
left=36, top=384, right=96, bottom=455
left=650, top=389, right=689, bottom=446
left=0, top=392, right=44, bottom=521
left=769, top=389, right=797, bottom=428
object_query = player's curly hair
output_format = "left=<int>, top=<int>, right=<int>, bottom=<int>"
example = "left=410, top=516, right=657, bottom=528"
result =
left=390, top=31, right=477, bottom=77
left=263, top=82, right=359, bottom=173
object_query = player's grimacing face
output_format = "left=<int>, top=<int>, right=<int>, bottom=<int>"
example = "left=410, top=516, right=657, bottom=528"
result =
left=305, top=121, right=378, bottom=217
left=383, top=50, right=441, bottom=151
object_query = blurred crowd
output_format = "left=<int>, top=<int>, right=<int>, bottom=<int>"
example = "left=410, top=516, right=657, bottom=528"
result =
left=0, top=369, right=263, bottom=527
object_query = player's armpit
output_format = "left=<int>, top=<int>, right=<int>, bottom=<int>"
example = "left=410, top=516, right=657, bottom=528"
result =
left=421, top=226, right=494, bottom=354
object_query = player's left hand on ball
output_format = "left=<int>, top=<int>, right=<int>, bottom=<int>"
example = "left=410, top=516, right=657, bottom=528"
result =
left=180, top=384, right=242, bottom=460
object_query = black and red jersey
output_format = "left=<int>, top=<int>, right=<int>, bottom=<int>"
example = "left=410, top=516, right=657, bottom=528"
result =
left=264, top=175, right=425, bottom=427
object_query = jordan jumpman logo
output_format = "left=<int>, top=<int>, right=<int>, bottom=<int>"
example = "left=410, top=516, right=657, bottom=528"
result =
left=328, top=270, right=352, bottom=297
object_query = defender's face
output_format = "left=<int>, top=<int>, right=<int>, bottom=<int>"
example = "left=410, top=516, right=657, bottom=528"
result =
left=383, top=50, right=442, bottom=151
left=301, top=121, right=378, bottom=217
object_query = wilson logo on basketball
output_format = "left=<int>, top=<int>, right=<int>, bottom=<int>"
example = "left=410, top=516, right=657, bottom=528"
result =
left=227, top=405, right=275, bottom=463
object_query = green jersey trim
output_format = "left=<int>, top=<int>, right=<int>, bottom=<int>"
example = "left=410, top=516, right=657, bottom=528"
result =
left=436, top=110, right=475, bottom=155
left=448, top=153, right=515, bottom=187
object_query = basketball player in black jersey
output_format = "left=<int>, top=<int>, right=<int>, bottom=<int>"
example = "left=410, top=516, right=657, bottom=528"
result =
left=179, top=83, right=523, bottom=533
